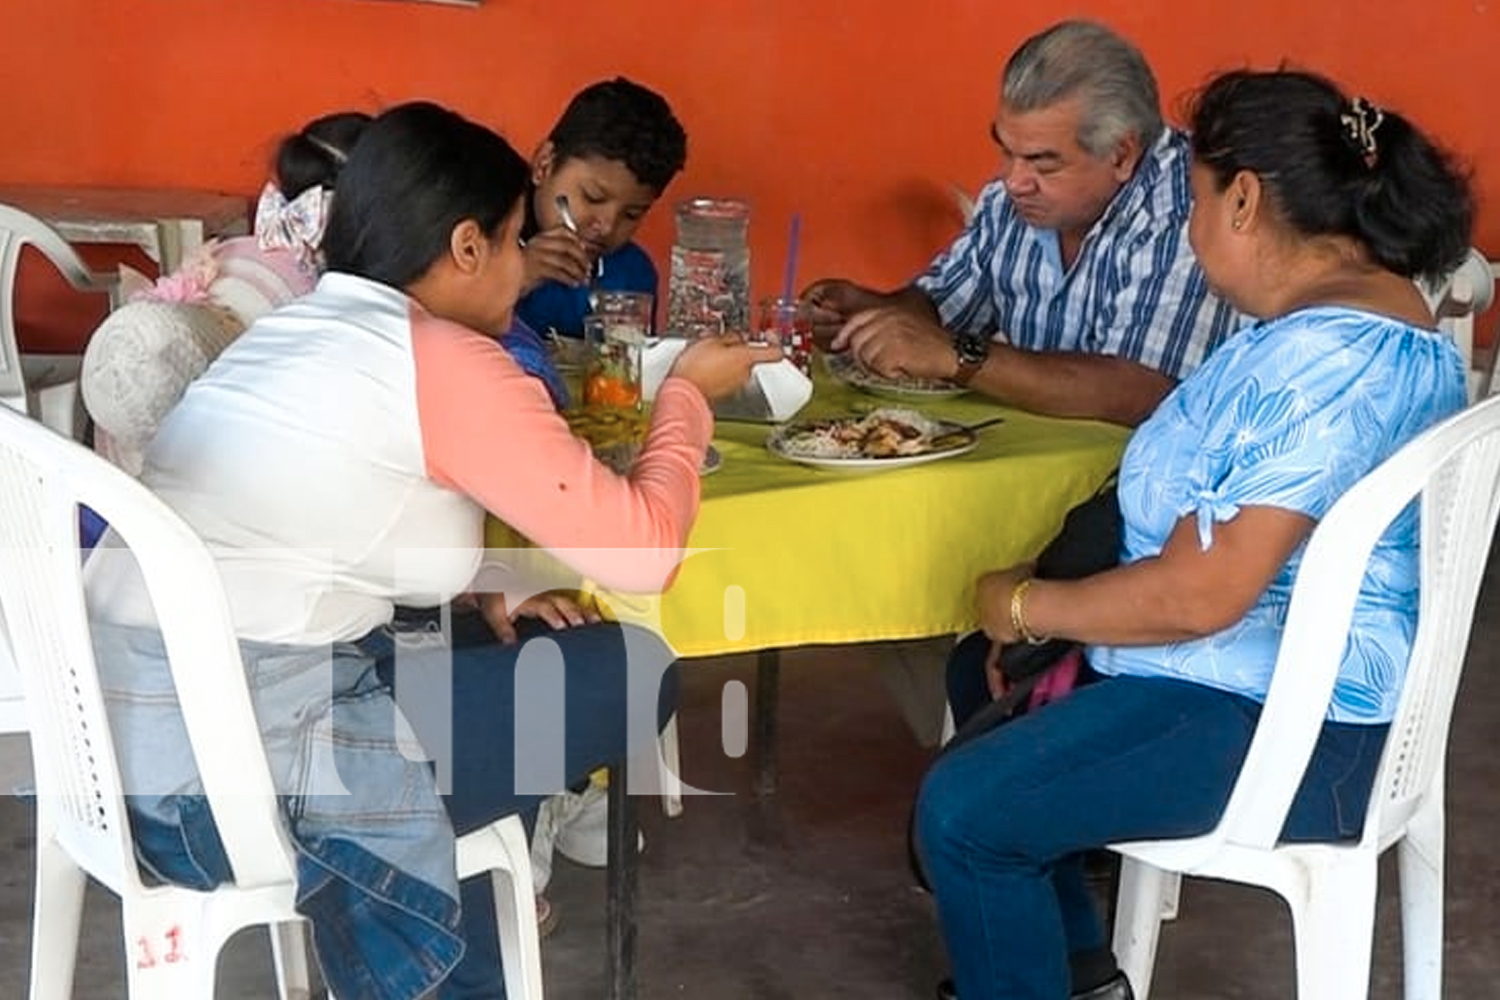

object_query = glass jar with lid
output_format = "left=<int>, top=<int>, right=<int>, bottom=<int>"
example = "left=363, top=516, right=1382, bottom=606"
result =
left=665, top=197, right=750, bottom=337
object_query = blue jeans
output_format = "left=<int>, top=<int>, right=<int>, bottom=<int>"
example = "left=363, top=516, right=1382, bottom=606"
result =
left=128, top=616, right=677, bottom=1000
left=371, top=614, right=679, bottom=1000
left=914, top=674, right=1387, bottom=1000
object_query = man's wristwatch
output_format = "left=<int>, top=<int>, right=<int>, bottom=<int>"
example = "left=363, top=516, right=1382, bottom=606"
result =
left=951, top=332, right=992, bottom=387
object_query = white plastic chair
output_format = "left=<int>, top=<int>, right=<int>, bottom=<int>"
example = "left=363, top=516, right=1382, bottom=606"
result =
left=0, top=407, right=543, bottom=1000
left=0, top=202, right=121, bottom=439
left=0, top=207, right=120, bottom=735
left=1109, top=392, right=1500, bottom=1000
left=1422, top=248, right=1497, bottom=401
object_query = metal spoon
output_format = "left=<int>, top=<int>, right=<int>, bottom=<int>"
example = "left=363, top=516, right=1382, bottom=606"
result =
left=929, top=416, right=1005, bottom=450
left=554, top=194, right=605, bottom=302
left=554, top=193, right=580, bottom=234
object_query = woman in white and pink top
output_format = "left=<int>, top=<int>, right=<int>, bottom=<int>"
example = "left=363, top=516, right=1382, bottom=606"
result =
left=86, top=101, right=779, bottom=1000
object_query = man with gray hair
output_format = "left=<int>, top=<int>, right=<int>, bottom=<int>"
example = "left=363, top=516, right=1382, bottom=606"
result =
left=809, top=22, right=1225, bottom=1000
left=805, top=19, right=1236, bottom=427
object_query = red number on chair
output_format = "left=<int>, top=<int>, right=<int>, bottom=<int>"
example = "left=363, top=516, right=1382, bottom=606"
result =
left=135, top=927, right=187, bottom=969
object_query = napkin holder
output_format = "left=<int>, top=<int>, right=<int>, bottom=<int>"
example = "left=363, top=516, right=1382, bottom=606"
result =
left=642, top=338, right=813, bottom=423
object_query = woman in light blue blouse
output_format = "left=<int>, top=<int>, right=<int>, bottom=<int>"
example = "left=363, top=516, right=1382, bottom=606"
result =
left=915, top=69, right=1473, bottom=1000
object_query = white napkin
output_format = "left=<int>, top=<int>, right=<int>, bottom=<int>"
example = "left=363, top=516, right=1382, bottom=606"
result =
left=642, top=338, right=813, bottom=422
left=753, top=358, right=814, bottom=420
left=641, top=337, right=687, bottom=401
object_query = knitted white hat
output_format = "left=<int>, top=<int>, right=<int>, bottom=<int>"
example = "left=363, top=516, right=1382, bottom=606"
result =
left=86, top=235, right=317, bottom=475
left=80, top=301, right=244, bottom=476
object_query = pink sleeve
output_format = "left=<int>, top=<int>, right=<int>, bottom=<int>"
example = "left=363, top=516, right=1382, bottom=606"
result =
left=410, top=312, right=712, bottom=592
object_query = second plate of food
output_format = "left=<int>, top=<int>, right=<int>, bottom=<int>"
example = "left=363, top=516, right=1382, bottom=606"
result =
left=766, top=407, right=978, bottom=471
left=823, top=351, right=970, bottom=400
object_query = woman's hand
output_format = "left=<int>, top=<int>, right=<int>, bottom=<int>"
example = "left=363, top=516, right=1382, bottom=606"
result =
left=976, top=564, right=1035, bottom=699
left=668, top=334, right=784, bottom=401
left=477, top=589, right=601, bottom=645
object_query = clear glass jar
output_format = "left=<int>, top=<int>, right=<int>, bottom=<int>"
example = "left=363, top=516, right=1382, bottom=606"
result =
left=666, top=198, right=750, bottom=337
left=591, top=290, right=653, bottom=338
left=582, top=312, right=645, bottom=411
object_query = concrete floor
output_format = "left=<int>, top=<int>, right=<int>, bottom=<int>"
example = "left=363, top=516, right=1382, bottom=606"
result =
left=1, top=571, right=1498, bottom=998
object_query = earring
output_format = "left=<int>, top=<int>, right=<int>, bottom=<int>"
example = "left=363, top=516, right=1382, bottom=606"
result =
left=1232, top=218, right=1243, bottom=231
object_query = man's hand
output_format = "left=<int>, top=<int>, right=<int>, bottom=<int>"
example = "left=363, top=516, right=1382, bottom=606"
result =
left=832, top=307, right=957, bottom=381
left=801, top=278, right=888, bottom=348
left=477, top=590, right=601, bottom=645
left=802, top=278, right=885, bottom=323
left=521, top=227, right=593, bottom=296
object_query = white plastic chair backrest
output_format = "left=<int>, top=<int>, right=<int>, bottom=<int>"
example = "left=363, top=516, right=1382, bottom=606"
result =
left=0, top=405, right=296, bottom=891
left=1422, top=249, right=1498, bottom=400
left=0, top=203, right=121, bottom=412
left=1207, top=393, right=1500, bottom=856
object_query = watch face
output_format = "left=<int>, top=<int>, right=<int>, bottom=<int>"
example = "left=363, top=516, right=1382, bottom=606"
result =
left=957, top=334, right=990, bottom=364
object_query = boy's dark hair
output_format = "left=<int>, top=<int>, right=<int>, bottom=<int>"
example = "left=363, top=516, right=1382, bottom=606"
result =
left=548, top=77, right=687, bottom=192
left=323, top=102, right=529, bottom=289
left=1189, top=69, right=1472, bottom=285
left=275, top=111, right=373, bottom=199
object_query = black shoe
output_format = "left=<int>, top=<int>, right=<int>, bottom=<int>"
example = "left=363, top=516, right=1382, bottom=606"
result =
left=935, top=970, right=1133, bottom=1000
left=1072, top=971, right=1133, bottom=1000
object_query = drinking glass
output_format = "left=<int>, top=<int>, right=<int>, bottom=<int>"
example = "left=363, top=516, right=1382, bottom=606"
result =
left=756, top=296, right=813, bottom=373
left=592, top=291, right=653, bottom=337
left=583, top=314, right=645, bottom=410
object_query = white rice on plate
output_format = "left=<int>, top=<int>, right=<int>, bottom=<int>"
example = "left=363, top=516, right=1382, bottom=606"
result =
left=773, top=408, right=951, bottom=460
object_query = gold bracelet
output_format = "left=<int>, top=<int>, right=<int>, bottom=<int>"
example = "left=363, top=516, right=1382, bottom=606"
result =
left=1009, top=578, right=1049, bottom=646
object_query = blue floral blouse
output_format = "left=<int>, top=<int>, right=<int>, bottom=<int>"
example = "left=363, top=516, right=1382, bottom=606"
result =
left=1089, top=306, right=1467, bottom=723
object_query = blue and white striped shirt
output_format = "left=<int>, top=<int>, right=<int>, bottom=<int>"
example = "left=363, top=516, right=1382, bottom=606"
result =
left=914, top=129, right=1238, bottom=380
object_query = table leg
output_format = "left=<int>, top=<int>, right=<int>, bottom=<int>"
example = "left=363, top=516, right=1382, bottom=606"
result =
left=754, top=649, right=780, bottom=798
left=606, top=760, right=639, bottom=1000
left=154, top=219, right=206, bottom=274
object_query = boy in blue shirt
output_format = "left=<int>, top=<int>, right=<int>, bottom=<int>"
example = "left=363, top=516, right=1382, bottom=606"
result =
left=503, top=77, right=688, bottom=912
left=501, top=77, right=688, bottom=407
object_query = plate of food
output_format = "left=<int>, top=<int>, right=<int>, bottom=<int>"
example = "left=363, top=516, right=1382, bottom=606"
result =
left=766, top=407, right=980, bottom=471
left=823, top=351, right=970, bottom=400
left=565, top=408, right=720, bottom=476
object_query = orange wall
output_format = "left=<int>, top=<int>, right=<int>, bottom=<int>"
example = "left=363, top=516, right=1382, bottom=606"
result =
left=3, top=0, right=1498, bottom=350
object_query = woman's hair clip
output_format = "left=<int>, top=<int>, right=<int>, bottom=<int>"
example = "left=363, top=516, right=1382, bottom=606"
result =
left=305, top=132, right=350, bottom=166
left=1339, top=96, right=1385, bottom=170
left=254, top=182, right=332, bottom=264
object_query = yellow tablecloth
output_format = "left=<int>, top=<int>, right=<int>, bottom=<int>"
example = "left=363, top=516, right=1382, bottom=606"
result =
left=487, top=371, right=1128, bottom=657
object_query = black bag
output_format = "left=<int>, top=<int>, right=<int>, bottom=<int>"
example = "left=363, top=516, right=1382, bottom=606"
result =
left=944, top=483, right=1121, bottom=751
left=908, top=483, right=1121, bottom=888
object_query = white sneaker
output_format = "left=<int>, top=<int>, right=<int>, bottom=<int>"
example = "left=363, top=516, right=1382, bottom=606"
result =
left=552, top=783, right=645, bottom=868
